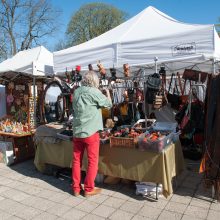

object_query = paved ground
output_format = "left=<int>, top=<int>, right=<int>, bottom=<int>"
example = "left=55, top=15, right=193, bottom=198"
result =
left=0, top=159, right=219, bottom=220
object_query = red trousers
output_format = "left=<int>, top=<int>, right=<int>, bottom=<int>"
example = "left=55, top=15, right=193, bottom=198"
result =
left=72, top=132, right=100, bottom=193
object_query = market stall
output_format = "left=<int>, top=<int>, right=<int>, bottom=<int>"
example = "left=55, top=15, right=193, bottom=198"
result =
left=33, top=6, right=220, bottom=199
left=0, top=46, right=54, bottom=163
left=34, top=124, right=184, bottom=198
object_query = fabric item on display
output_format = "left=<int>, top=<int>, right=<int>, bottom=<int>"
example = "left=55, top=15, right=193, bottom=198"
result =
left=111, top=80, right=134, bottom=104
left=112, top=83, right=126, bottom=104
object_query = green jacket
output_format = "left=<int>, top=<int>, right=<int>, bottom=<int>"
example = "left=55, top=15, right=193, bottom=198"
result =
left=72, top=86, right=112, bottom=138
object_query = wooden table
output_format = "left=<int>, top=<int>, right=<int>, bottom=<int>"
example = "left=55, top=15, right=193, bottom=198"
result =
left=0, top=131, right=35, bottom=163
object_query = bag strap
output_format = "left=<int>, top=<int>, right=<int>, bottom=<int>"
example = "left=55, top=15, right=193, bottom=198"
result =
left=177, top=72, right=184, bottom=95
left=174, top=74, right=180, bottom=95
left=168, top=73, right=175, bottom=93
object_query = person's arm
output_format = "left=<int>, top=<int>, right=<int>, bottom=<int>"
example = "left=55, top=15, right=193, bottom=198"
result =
left=93, top=88, right=112, bottom=108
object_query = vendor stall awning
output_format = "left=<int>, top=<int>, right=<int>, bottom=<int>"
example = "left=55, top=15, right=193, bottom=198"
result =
left=0, top=46, right=54, bottom=77
left=53, top=6, right=220, bottom=75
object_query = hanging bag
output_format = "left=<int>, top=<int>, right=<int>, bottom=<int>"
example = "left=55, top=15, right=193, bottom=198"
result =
left=177, top=72, right=188, bottom=105
left=167, top=73, right=180, bottom=109
left=182, top=69, right=208, bottom=83
left=146, top=73, right=161, bottom=90
left=145, top=73, right=161, bottom=104
left=153, top=74, right=168, bottom=110
left=180, top=93, right=192, bottom=130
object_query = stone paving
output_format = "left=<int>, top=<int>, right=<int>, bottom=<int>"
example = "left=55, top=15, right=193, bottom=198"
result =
left=0, top=159, right=219, bottom=220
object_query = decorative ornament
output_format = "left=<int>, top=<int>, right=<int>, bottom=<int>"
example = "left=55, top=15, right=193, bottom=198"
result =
left=15, top=98, right=21, bottom=106
left=8, top=82, right=14, bottom=90
left=7, top=94, right=14, bottom=105
left=97, top=61, right=106, bottom=78
left=123, top=63, right=130, bottom=77
left=10, top=105, right=16, bottom=113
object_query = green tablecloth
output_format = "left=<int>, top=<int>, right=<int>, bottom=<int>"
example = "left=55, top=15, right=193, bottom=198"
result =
left=34, top=136, right=185, bottom=198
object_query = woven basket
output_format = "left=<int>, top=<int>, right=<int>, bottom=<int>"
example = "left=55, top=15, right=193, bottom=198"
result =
left=110, top=137, right=137, bottom=148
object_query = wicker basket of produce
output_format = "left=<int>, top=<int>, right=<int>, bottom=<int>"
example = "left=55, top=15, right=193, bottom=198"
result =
left=110, top=136, right=138, bottom=148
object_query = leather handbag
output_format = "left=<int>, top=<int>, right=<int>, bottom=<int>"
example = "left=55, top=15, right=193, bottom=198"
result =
left=167, top=73, right=180, bottom=109
left=183, top=69, right=208, bottom=83
left=177, top=72, right=188, bottom=105
left=180, top=96, right=191, bottom=130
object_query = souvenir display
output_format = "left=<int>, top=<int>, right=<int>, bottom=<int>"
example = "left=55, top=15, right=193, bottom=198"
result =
left=1, top=78, right=44, bottom=133
left=97, top=61, right=106, bottom=78
left=123, top=63, right=130, bottom=77
left=0, top=118, right=30, bottom=134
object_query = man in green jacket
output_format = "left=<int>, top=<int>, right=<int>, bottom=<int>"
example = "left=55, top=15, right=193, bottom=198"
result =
left=72, top=71, right=112, bottom=197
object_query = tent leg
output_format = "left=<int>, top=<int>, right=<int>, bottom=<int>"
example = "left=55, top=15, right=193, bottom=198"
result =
left=33, top=76, right=37, bottom=128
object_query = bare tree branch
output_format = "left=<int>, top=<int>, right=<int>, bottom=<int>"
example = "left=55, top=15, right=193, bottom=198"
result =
left=0, top=0, right=61, bottom=59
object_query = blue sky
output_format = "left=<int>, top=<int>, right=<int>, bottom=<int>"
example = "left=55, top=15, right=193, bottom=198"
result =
left=50, top=0, right=220, bottom=51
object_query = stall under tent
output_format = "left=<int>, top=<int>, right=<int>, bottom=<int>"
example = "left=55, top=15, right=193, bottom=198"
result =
left=0, top=46, right=54, bottom=128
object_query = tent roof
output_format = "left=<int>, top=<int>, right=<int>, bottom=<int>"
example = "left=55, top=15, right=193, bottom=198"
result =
left=54, top=6, right=220, bottom=75
left=0, top=46, right=54, bottom=76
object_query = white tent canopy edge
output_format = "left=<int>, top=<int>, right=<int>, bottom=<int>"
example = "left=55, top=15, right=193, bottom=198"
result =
left=53, top=6, right=220, bottom=75
left=0, top=46, right=54, bottom=76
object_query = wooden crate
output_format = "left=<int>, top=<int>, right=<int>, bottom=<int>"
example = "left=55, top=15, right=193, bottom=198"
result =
left=110, top=137, right=137, bottom=148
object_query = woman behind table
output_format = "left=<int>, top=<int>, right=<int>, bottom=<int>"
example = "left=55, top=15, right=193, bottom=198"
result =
left=72, top=71, right=112, bottom=197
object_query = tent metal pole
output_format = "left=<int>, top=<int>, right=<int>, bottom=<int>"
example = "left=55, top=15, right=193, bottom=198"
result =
left=154, top=56, right=158, bottom=73
left=33, top=76, right=37, bottom=128
left=212, top=58, right=216, bottom=75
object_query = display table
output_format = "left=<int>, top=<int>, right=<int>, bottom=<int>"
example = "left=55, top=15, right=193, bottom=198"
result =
left=34, top=126, right=185, bottom=198
left=0, top=131, right=35, bottom=163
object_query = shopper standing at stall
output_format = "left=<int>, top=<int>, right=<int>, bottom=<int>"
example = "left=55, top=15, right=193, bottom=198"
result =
left=72, top=71, right=112, bottom=197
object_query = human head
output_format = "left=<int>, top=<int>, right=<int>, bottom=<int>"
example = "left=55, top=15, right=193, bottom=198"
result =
left=81, top=71, right=99, bottom=88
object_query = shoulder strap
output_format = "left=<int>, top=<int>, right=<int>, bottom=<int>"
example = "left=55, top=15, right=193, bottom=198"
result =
left=177, top=72, right=184, bottom=95
left=168, top=73, right=175, bottom=93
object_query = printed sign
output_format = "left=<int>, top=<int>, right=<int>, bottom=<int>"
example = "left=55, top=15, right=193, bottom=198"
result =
left=172, top=42, right=196, bottom=56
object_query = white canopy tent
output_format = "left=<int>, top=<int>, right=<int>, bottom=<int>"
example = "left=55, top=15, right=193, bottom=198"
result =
left=53, top=6, right=220, bottom=75
left=0, top=46, right=54, bottom=77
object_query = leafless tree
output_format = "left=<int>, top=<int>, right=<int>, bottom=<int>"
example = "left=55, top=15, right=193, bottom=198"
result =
left=0, top=0, right=61, bottom=59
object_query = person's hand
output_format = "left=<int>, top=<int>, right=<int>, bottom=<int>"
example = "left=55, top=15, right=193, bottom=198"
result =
left=103, top=88, right=111, bottom=101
